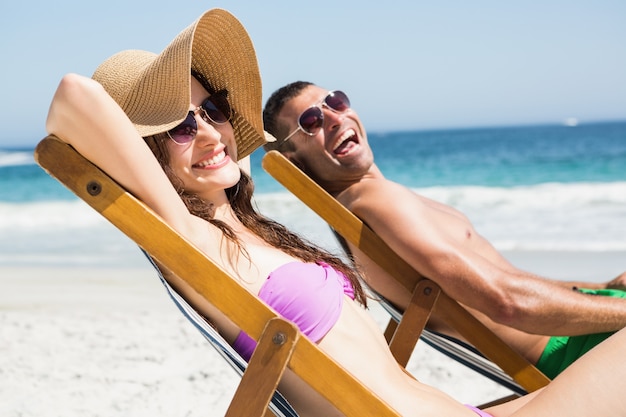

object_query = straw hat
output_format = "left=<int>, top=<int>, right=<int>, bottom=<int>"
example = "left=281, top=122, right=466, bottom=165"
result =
left=91, top=8, right=273, bottom=159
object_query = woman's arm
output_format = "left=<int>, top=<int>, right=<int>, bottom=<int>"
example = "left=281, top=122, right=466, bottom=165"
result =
left=46, top=73, right=198, bottom=240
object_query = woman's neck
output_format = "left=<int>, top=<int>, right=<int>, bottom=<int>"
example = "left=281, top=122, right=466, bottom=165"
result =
left=212, top=199, right=239, bottom=223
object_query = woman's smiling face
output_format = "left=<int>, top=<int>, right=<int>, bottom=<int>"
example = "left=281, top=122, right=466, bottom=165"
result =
left=165, top=77, right=241, bottom=199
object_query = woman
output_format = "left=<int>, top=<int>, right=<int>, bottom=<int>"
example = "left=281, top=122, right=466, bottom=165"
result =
left=45, top=8, right=626, bottom=417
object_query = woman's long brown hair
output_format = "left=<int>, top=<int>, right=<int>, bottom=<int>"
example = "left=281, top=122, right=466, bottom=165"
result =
left=144, top=132, right=368, bottom=306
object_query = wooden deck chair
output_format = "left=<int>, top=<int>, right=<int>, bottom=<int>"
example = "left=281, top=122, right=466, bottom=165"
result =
left=34, top=135, right=402, bottom=417
left=262, top=150, right=550, bottom=397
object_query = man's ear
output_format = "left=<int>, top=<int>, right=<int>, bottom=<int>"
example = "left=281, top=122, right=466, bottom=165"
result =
left=281, top=150, right=305, bottom=171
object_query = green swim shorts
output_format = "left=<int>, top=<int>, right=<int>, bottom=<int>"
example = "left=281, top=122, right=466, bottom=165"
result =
left=536, top=287, right=626, bottom=379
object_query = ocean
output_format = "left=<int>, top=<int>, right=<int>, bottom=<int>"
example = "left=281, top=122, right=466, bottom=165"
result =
left=1, top=121, right=625, bottom=268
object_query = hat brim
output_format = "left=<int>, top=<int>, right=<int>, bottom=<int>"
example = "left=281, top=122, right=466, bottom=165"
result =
left=92, top=9, right=272, bottom=160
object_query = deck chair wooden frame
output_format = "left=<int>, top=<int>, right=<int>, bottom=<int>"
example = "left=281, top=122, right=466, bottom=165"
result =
left=262, top=150, right=550, bottom=395
left=35, top=135, right=402, bottom=417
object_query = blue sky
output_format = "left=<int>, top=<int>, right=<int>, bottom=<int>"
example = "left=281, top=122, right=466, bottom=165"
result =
left=1, top=1, right=625, bottom=147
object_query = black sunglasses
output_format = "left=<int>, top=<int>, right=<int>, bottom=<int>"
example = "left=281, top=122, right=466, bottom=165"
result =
left=282, top=90, right=350, bottom=142
left=167, top=94, right=231, bottom=145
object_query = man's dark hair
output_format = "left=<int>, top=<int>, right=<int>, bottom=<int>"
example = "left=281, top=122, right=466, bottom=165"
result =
left=263, top=81, right=313, bottom=151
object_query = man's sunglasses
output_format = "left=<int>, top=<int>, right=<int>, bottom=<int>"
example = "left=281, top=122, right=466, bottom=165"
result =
left=282, top=90, right=350, bottom=142
left=167, top=94, right=231, bottom=145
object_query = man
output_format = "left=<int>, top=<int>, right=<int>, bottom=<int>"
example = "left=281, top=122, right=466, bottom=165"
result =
left=263, top=81, right=626, bottom=378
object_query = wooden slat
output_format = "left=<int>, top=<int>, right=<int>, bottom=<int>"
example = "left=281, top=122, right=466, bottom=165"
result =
left=434, top=295, right=549, bottom=391
left=227, top=318, right=299, bottom=416
left=388, top=280, right=440, bottom=367
left=383, top=319, right=398, bottom=344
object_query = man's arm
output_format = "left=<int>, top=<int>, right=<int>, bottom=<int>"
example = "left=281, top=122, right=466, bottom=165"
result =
left=557, top=272, right=626, bottom=291
left=344, top=179, right=626, bottom=336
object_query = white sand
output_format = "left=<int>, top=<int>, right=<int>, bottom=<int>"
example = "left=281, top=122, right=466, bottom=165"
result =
left=2, top=251, right=623, bottom=416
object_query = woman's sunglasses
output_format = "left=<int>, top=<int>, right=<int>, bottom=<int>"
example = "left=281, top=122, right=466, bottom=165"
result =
left=282, top=90, right=350, bottom=142
left=167, top=94, right=231, bottom=145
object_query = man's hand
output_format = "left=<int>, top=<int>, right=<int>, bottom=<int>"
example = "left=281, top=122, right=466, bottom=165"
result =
left=605, top=271, right=626, bottom=291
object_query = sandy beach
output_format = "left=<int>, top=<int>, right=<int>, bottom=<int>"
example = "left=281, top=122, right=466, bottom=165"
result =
left=2, top=249, right=624, bottom=417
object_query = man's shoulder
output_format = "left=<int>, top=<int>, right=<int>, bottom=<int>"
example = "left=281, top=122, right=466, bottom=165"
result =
left=358, top=177, right=412, bottom=194
left=339, top=177, right=415, bottom=208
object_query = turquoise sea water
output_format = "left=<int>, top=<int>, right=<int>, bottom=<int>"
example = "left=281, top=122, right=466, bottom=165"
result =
left=1, top=121, right=625, bottom=267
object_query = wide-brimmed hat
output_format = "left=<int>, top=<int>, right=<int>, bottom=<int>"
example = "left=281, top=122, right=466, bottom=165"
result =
left=91, top=8, right=273, bottom=159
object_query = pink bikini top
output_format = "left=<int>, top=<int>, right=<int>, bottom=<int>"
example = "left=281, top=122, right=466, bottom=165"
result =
left=232, top=261, right=355, bottom=361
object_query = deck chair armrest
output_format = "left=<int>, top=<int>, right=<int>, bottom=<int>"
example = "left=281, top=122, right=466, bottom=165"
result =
left=227, top=318, right=299, bottom=417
